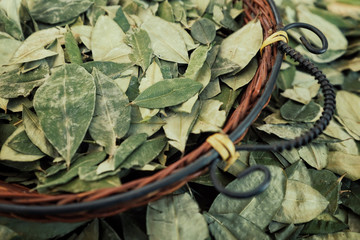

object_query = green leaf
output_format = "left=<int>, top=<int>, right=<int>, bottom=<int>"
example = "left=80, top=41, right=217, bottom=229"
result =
left=0, top=124, right=16, bottom=146
left=113, top=6, right=130, bottom=32
left=326, top=151, right=360, bottom=181
left=209, top=166, right=286, bottom=230
left=133, top=78, right=202, bottom=108
left=52, top=175, right=120, bottom=193
left=126, top=29, right=153, bottom=72
left=310, top=169, right=341, bottom=215
left=277, top=64, right=296, bottom=91
left=81, top=61, right=133, bottom=80
left=0, top=216, right=86, bottom=240
left=87, top=0, right=107, bottom=26
left=220, top=59, right=258, bottom=91
left=211, top=57, right=241, bottom=79
left=37, top=151, right=106, bottom=192
left=212, top=83, right=242, bottom=116
left=33, top=64, right=96, bottom=166
left=306, top=232, right=360, bottom=240
left=64, top=30, right=82, bottom=64
left=204, top=212, right=271, bottom=240
left=0, top=125, right=44, bottom=162
left=185, top=45, right=210, bottom=81
left=119, top=136, right=167, bottom=169
left=301, top=213, right=348, bottom=235
left=97, top=133, right=147, bottom=174
left=280, top=71, right=320, bottom=104
left=9, top=27, right=66, bottom=64
left=280, top=100, right=321, bottom=123
left=99, top=219, right=122, bottom=240
left=249, top=151, right=284, bottom=168
left=0, top=224, right=18, bottom=240
left=141, top=15, right=189, bottom=63
left=0, top=6, right=23, bottom=40
left=73, top=219, right=99, bottom=240
left=256, top=123, right=309, bottom=140
left=341, top=182, right=360, bottom=216
left=22, top=106, right=58, bottom=158
left=89, top=68, right=131, bottom=155
left=7, top=127, right=44, bottom=156
left=127, top=106, right=165, bottom=137
left=163, top=101, right=200, bottom=152
left=92, top=15, right=131, bottom=63
left=192, top=99, right=226, bottom=134
left=191, top=18, right=216, bottom=45
left=0, top=61, right=49, bottom=98
left=120, top=212, right=148, bottom=240
left=274, top=223, right=304, bottom=240
left=217, top=20, right=262, bottom=69
left=147, top=193, right=209, bottom=240
left=0, top=38, right=21, bottom=66
left=285, top=160, right=312, bottom=186
left=336, top=91, right=360, bottom=138
left=157, top=0, right=174, bottom=22
left=138, top=60, right=163, bottom=119
left=28, top=0, right=95, bottom=24
left=298, top=143, right=328, bottom=170
left=273, top=180, right=329, bottom=224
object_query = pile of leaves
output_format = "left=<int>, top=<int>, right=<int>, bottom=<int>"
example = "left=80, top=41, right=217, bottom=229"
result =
left=0, top=0, right=261, bottom=194
left=0, top=0, right=359, bottom=239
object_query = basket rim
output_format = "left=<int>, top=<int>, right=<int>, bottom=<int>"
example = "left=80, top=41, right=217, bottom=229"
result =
left=0, top=0, right=283, bottom=218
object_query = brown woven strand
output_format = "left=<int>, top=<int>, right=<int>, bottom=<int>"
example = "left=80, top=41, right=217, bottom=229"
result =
left=0, top=0, right=278, bottom=222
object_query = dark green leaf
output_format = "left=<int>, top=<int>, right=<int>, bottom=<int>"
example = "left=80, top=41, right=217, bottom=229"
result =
left=28, top=0, right=95, bottom=24
left=34, top=64, right=96, bottom=166
left=7, top=127, right=44, bottom=156
left=96, top=133, right=147, bottom=174
left=147, top=193, right=209, bottom=240
left=37, top=151, right=106, bottom=192
left=301, top=213, right=348, bottom=235
left=0, top=126, right=44, bottom=162
left=0, top=62, right=49, bottom=98
left=341, top=182, right=360, bottom=216
left=204, top=212, right=271, bottom=240
left=0, top=8, right=23, bottom=40
left=126, top=29, right=153, bottom=72
left=306, top=232, right=360, bottom=239
left=119, top=136, right=167, bottom=169
left=65, top=30, right=83, bottom=64
left=157, top=0, right=175, bottom=22
left=280, top=100, right=321, bottom=123
left=273, top=180, right=329, bottom=224
left=285, top=160, right=312, bottom=185
left=81, top=61, right=133, bottom=80
left=114, top=7, right=130, bottom=32
left=133, top=78, right=202, bottom=108
left=277, top=64, right=296, bottom=91
left=120, top=212, right=147, bottom=240
left=0, top=224, right=18, bottom=240
left=22, top=106, right=58, bottom=157
left=89, top=68, right=131, bottom=155
left=191, top=18, right=216, bottom=45
left=52, top=175, right=120, bottom=193
left=209, top=166, right=286, bottom=229
left=0, top=216, right=86, bottom=240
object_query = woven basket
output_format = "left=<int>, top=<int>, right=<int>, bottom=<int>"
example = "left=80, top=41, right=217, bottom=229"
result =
left=0, top=0, right=279, bottom=222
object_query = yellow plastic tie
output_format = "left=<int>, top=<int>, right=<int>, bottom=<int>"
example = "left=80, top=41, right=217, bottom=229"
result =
left=206, top=133, right=240, bottom=172
left=260, top=30, right=289, bottom=56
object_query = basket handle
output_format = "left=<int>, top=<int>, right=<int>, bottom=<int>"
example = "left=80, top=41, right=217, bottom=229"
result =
left=210, top=23, right=335, bottom=198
